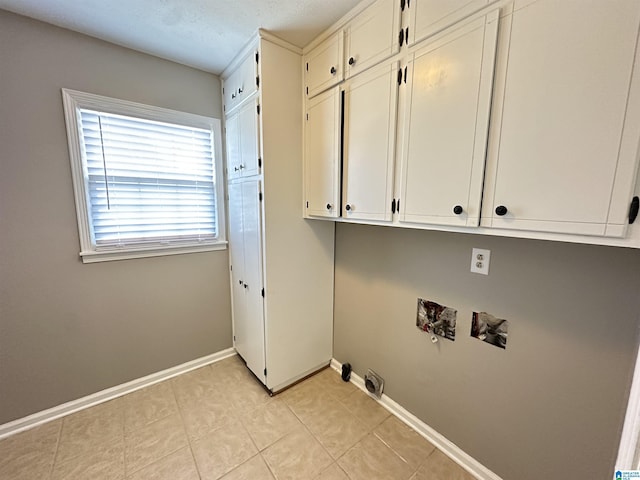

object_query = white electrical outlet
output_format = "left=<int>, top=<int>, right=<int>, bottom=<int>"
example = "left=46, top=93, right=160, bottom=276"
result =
left=470, top=248, right=491, bottom=275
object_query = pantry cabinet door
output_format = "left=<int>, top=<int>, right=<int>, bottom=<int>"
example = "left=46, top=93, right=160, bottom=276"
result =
left=236, top=49, right=258, bottom=105
left=485, top=0, right=640, bottom=237
left=240, top=180, right=265, bottom=382
left=227, top=99, right=261, bottom=180
left=229, top=180, right=265, bottom=383
left=238, top=98, right=261, bottom=178
left=342, top=61, right=399, bottom=221
left=225, top=112, right=241, bottom=180
left=228, top=182, right=246, bottom=351
left=399, top=12, right=499, bottom=227
left=223, top=47, right=258, bottom=115
left=304, top=86, right=341, bottom=218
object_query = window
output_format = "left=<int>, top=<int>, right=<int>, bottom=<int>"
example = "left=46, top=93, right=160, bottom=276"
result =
left=62, top=89, right=226, bottom=263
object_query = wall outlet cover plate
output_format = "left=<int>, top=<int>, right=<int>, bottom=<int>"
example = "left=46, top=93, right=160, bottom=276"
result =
left=471, top=248, right=491, bottom=275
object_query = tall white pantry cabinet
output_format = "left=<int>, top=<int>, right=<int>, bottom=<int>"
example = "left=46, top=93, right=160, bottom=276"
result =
left=222, top=32, right=335, bottom=393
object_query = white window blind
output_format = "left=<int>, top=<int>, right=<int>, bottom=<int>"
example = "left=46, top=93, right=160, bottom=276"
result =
left=79, top=110, right=217, bottom=246
left=62, top=89, right=225, bottom=263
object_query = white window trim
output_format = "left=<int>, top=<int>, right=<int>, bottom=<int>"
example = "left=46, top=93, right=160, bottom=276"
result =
left=62, top=88, right=227, bottom=263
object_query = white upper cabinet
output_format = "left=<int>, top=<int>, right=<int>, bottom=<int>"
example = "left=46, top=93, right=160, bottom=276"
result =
left=483, top=0, right=640, bottom=237
left=223, top=48, right=258, bottom=115
left=226, top=98, right=261, bottom=181
left=408, top=0, right=490, bottom=46
left=344, top=0, right=402, bottom=79
left=301, top=0, right=640, bottom=247
left=399, top=11, right=499, bottom=227
left=342, top=60, right=399, bottom=221
left=304, top=31, right=344, bottom=98
left=304, top=86, right=341, bottom=218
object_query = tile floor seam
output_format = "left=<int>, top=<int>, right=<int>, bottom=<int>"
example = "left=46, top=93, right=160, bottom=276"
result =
left=47, top=419, right=63, bottom=480
left=302, top=419, right=335, bottom=458
left=125, top=443, right=182, bottom=477
left=280, top=396, right=308, bottom=429
left=186, top=443, right=204, bottom=480
left=125, top=382, right=180, bottom=435
left=123, top=415, right=188, bottom=477
left=258, top=451, right=277, bottom=480
left=120, top=400, right=126, bottom=479
left=170, top=379, right=204, bottom=480
left=373, top=431, right=412, bottom=466
left=239, top=419, right=261, bottom=457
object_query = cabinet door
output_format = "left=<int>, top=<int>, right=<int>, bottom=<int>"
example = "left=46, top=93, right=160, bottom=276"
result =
left=399, top=12, right=498, bottom=227
left=345, top=0, right=401, bottom=79
left=409, top=0, right=490, bottom=46
left=227, top=99, right=261, bottom=181
left=304, top=86, right=341, bottom=218
left=238, top=98, right=261, bottom=178
left=223, top=68, right=239, bottom=115
left=237, top=49, right=258, bottom=104
left=342, top=61, right=399, bottom=221
left=486, top=0, right=640, bottom=237
left=230, top=179, right=265, bottom=382
left=223, top=48, right=259, bottom=115
left=225, top=112, right=241, bottom=180
left=305, top=31, right=344, bottom=98
left=239, top=180, right=265, bottom=382
left=228, top=182, right=246, bottom=347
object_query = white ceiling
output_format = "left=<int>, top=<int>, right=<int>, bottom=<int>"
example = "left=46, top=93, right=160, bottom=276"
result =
left=0, top=0, right=362, bottom=74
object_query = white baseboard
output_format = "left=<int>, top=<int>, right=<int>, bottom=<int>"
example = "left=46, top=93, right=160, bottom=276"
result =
left=0, top=348, right=237, bottom=440
left=615, top=339, right=640, bottom=470
left=330, top=359, right=502, bottom=480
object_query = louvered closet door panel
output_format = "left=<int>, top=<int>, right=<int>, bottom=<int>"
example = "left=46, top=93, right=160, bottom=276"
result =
left=239, top=179, right=266, bottom=382
left=342, top=60, right=398, bottom=221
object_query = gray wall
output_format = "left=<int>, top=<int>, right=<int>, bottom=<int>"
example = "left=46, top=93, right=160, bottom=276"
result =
left=334, top=223, right=640, bottom=480
left=0, top=10, right=232, bottom=424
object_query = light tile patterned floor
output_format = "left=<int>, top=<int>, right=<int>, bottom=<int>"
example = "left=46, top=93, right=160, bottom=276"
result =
left=0, top=355, right=476, bottom=479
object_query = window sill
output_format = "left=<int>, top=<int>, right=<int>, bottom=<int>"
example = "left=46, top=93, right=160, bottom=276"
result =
left=79, top=241, right=228, bottom=263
